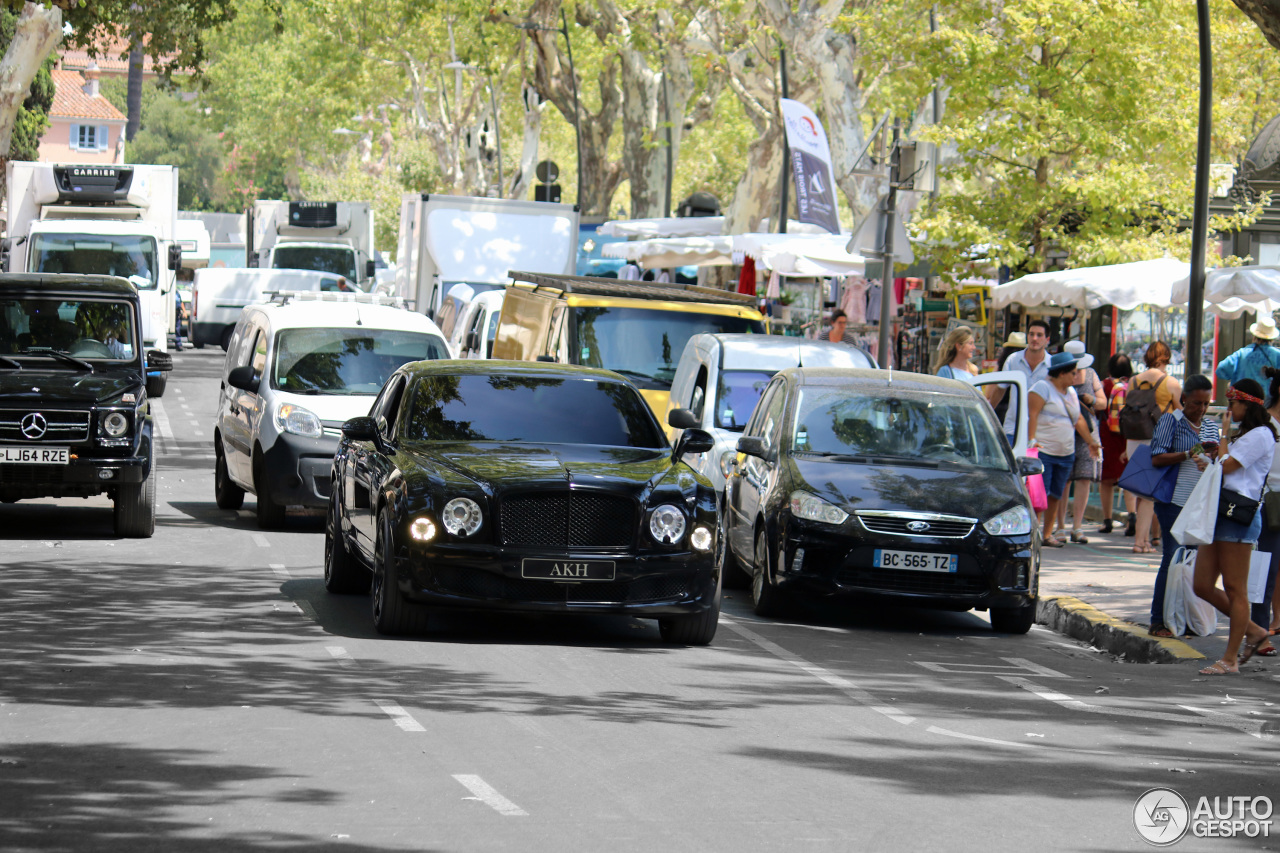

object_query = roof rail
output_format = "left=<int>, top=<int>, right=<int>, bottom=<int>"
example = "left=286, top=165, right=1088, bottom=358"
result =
left=505, top=270, right=756, bottom=307
left=263, top=290, right=412, bottom=309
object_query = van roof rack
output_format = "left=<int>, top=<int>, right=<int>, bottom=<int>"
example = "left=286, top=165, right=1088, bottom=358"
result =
left=506, top=270, right=756, bottom=307
left=264, top=290, right=411, bottom=309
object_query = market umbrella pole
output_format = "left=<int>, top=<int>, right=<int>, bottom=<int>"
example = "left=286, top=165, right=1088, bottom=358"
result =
left=1187, top=0, right=1211, bottom=372
left=877, top=119, right=900, bottom=367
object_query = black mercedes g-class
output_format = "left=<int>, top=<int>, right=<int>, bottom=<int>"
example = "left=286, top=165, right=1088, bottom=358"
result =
left=0, top=274, right=172, bottom=536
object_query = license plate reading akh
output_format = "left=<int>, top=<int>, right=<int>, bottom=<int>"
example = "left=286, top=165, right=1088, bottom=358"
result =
left=874, top=549, right=957, bottom=573
left=522, top=558, right=616, bottom=581
left=2, top=446, right=69, bottom=464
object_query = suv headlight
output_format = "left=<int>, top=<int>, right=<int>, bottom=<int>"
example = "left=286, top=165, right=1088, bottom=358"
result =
left=274, top=402, right=322, bottom=438
left=442, top=497, right=483, bottom=537
left=649, top=504, right=686, bottom=544
left=984, top=506, right=1033, bottom=536
left=789, top=491, right=848, bottom=525
left=101, top=411, right=130, bottom=438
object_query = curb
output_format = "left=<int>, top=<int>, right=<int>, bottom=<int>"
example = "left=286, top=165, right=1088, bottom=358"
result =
left=1036, top=595, right=1205, bottom=664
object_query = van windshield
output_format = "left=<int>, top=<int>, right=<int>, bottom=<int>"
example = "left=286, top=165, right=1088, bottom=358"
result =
left=30, top=234, right=158, bottom=290
left=273, top=245, right=357, bottom=281
left=272, top=328, right=448, bottom=395
left=570, top=306, right=764, bottom=389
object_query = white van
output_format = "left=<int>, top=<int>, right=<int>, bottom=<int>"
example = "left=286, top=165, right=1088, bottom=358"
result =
left=213, top=294, right=448, bottom=528
left=191, top=267, right=346, bottom=351
left=449, top=289, right=504, bottom=359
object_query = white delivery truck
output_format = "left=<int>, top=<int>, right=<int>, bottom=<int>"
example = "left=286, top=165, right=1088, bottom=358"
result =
left=4, top=162, right=182, bottom=395
left=395, top=194, right=579, bottom=320
left=248, top=200, right=376, bottom=290
left=191, top=267, right=348, bottom=351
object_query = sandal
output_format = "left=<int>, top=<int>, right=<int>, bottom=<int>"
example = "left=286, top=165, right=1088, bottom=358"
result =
left=1132, top=544, right=1154, bottom=554
left=1257, top=645, right=1277, bottom=657
left=1069, top=531, right=1089, bottom=544
left=1199, top=660, right=1239, bottom=676
left=1043, top=536, right=1066, bottom=548
left=1148, top=625, right=1175, bottom=638
left=1240, top=633, right=1271, bottom=665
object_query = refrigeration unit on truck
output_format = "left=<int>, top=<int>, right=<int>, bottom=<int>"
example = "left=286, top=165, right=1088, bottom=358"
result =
left=248, top=200, right=375, bottom=290
left=4, top=162, right=183, bottom=397
left=394, top=194, right=579, bottom=319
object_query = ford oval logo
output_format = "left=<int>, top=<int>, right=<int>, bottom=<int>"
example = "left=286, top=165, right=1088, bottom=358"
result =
left=906, top=520, right=931, bottom=533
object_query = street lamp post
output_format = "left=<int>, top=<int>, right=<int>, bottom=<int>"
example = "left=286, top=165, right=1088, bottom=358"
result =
left=1187, top=0, right=1212, bottom=373
left=519, top=11, right=583, bottom=205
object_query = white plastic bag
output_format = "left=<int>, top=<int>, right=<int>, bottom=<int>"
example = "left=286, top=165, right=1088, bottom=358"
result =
left=1164, top=547, right=1219, bottom=637
left=1249, top=550, right=1272, bottom=605
left=1171, top=461, right=1222, bottom=546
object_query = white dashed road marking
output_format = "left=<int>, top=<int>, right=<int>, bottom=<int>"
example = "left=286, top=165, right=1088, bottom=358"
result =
left=252, top=534, right=270, bottom=548
left=326, top=646, right=356, bottom=667
left=269, top=563, right=291, bottom=580
left=374, top=699, right=425, bottom=732
left=453, top=775, right=529, bottom=816
left=915, top=657, right=1068, bottom=678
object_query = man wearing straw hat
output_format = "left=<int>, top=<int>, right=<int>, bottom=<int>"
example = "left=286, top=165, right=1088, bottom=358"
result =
left=1215, top=315, right=1280, bottom=393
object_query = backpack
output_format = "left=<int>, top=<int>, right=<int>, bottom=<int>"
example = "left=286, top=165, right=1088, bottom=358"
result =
left=1106, top=380, right=1127, bottom=434
left=1119, top=375, right=1167, bottom=440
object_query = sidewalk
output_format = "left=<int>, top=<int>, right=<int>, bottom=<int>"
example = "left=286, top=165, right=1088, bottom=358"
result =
left=1035, top=519, right=1257, bottom=665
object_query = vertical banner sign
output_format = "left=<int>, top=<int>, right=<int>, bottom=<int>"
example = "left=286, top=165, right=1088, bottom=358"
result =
left=780, top=99, right=841, bottom=235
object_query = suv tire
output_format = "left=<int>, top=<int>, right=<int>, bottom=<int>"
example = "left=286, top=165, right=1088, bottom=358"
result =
left=658, top=569, right=721, bottom=645
left=751, top=528, right=788, bottom=618
left=146, top=374, right=167, bottom=398
left=114, top=472, right=156, bottom=538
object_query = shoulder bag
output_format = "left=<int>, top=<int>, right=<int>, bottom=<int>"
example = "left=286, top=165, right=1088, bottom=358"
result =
left=1220, top=487, right=1260, bottom=525
left=1264, top=489, right=1280, bottom=532
left=1117, top=443, right=1179, bottom=503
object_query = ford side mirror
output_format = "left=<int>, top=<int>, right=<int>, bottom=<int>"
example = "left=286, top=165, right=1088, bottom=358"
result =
left=168, top=244, right=183, bottom=271
left=674, top=427, right=715, bottom=462
left=1017, top=456, right=1044, bottom=478
left=668, top=408, right=699, bottom=429
left=227, top=365, right=259, bottom=393
left=341, top=415, right=377, bottom=441
left=736, top=435, right=768, bottom=459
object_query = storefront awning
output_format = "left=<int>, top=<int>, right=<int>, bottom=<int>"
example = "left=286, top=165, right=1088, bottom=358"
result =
left=992, top=259, right=1189, bottom=311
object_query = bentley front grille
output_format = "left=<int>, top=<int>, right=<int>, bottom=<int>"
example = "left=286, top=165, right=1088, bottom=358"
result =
left=432, top=565, right=692, bottom=604
left=499, top=491, right=635, bottom=548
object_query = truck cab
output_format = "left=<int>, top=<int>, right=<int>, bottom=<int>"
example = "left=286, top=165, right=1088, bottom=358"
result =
left=250, top=200, right=376, bottom=290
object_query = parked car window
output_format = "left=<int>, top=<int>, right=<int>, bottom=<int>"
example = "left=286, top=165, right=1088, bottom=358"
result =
left=715, top=369, right=774, bottom=432
left=745, top=380, right=781, bottom=437
left=793, top=388, right=1010, bottom=470
left=374, top=375, right=406, bottom=437
left=272, top=328, right=447, bottom=395
left=759, top=382, right=790, bottom=449
left=570, top=306, right=765, bottom=387
left=404, top=374, right=665, bottom=448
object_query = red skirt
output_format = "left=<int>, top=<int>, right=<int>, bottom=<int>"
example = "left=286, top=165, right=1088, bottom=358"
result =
left=1100, top=426, right=1127, bottom=481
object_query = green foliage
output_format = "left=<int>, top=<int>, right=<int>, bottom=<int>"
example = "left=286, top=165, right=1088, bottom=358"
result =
left=126, top=90, right=226, bottom=210
left=0, top=7, right=53, bottom=161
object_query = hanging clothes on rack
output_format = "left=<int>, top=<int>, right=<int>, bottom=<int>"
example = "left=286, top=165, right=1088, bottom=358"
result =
left=841, top=277, right=869, bottom=324
left=865, top=284, right=883, bottom=324
left=737, top=256, right=757, bottom=295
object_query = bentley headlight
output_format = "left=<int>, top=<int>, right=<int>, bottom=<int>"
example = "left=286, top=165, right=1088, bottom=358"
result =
left=690, top=526, right=713, bottom=552
left=789, top=491, right=848, bottom=525
left=102, top=411, right=129, bottom=438
left=409, top=516, right=437, bottom=541
left=274, top=403, right=322, bottom=438
left=442, top=497, right=483, bottom=537
left=984, top=506, right=1033, bottom=536
left=649, top=504, right=686, bottom=544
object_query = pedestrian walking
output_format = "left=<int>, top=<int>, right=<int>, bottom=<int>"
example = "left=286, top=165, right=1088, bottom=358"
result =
left=1063, top=341, right=1104, bottom=543
left=1027, top=350, right=1102, bottom=547
left=1145, top=374, right=1219, bottom=638
left=933, top=327, right=978, bottom=383
left=1099, top=354, right=1136, bottom=534
left=1214, top=316, right=1280, bottom=393
left=1253, top=366, right=1280, bottom=648
left=1192, top=379, right=1277, bottom=675
left=174, top=286, right=186, bottom=352
left=987, top=319, right=1051, bottom=447
left=1124, top=341, right=1181, bottom=553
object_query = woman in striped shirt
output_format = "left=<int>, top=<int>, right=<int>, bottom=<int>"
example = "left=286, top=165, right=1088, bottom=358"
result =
left=1146, top=374, right=1219, bottom=638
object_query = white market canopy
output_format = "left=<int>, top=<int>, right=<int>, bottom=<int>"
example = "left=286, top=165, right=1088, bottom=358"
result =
left=597, top=216, right=726, bottom=239
left=601, top=235, right=734, bottom=269
left=992, top=258, right=1190, bottom=311
left=732, top=232, right=867, bottom=277
left=1170, top=265, right=1280, bottom=319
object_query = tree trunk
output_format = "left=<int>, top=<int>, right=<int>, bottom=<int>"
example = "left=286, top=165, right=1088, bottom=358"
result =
left=0, top=2, right=62, bottom=194
left=511, top=85, right=543, bottom=201
left=725, top=125, right=784, bottom=236
left=126, top=45, right=144, bottom=141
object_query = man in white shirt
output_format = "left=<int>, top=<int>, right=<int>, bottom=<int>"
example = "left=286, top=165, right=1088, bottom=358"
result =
left=987, top=319, right=1051, bottom=445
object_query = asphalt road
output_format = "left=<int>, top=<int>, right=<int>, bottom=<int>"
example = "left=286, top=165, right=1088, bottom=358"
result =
left=1, top=348, right=1276, bottom=852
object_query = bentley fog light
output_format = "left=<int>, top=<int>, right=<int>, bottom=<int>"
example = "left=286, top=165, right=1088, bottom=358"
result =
left=274, top=403, right=322, bottom=439
left=649, top=504, right=686, bottom=544
left=442, top=497, right=483, bottom=537
left=789, top=491, right=848, bottom=525
left=690, top=525, right=713, bottom=552
left=102, top=411, right=129, bottom=438
left=983, top=506, right=1033, bottom=536
left=409, top=516, right=437, bottom=542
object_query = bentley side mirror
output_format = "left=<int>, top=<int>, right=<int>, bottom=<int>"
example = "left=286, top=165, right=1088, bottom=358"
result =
left=667, top=408, right=699, bottom=430
left=341, top=416, right=377, bottom=441
left=674, top=427, right=715, bottom=462
left=1017, top=456, right=1044, bottom=477
left=736, top=435, right=768, bottom=459
left=227, top=365, right=260, bottom=393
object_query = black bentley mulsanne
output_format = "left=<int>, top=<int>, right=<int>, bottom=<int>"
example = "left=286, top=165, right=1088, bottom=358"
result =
left=324, top=360, right=723, bottom=644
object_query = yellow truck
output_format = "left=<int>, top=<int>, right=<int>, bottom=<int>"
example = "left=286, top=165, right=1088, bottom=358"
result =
left=492, top=271, right=767, bottom=416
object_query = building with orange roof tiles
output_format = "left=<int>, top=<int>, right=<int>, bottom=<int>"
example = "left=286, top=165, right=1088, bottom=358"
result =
left=39, top=64, right=126, bottom=164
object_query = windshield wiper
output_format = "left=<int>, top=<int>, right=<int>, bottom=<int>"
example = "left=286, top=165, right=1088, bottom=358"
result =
left=610, top=369, right=658, bottom=383
left=0, top=356, right=21, bottom=369
left=19, top=348, right=94, bottom=371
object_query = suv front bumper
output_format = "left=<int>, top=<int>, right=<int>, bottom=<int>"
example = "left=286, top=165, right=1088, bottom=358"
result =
left=0, top=451, right=151, bottom=499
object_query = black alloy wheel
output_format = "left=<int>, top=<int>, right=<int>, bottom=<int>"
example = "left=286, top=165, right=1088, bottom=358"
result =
left=324, top=492, right=369, bottom=594
left=658, top=534, right=723, bottom=645
left=214, top=441, right=245, bottom=510
left=371, top=510, right=429, bottom=635
left=751, top=528, right=788, bottom=617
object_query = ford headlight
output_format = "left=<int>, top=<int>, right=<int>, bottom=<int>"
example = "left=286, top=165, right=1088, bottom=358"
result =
left=789, top=491, right=848, bottom=525
left=442, top=497, right=483, bottom=537
left=984, top=506, right=1033, bottom=536
left=649, top=504, right=686, bottom=544
left=274, top=403, right=322, bottom=438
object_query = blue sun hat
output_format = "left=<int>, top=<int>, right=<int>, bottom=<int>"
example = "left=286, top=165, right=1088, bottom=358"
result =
left=1047, top=351, right=1082, bottom=372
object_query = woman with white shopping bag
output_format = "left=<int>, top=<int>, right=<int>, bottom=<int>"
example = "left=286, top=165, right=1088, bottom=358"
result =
left=1189, top=380, right=1277, bottom=675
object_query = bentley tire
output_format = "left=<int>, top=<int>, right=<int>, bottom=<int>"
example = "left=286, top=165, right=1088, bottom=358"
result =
left=372, top=510, right=429, bottom=635
left=990, top=603, right=1036, bottom=634
left=325, top=495, right=368, bottom=594
left=751, top=528, right=788, bottom=618
left=658, top=569, right=721, bottom=645
left=114, top=473, right=156, bottom=538
left=214, top=442, right=245, bottom=510
left=254, top=454, right=286, bottom=529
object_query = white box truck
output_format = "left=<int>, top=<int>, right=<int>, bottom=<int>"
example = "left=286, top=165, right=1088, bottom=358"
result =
left=4, top=162, right=182, bottom=396
left=190, top=267, right=349, bottom=351
left=395, top=194, right=579, bottom=319
left=248, top=200, right=375, bottom=289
